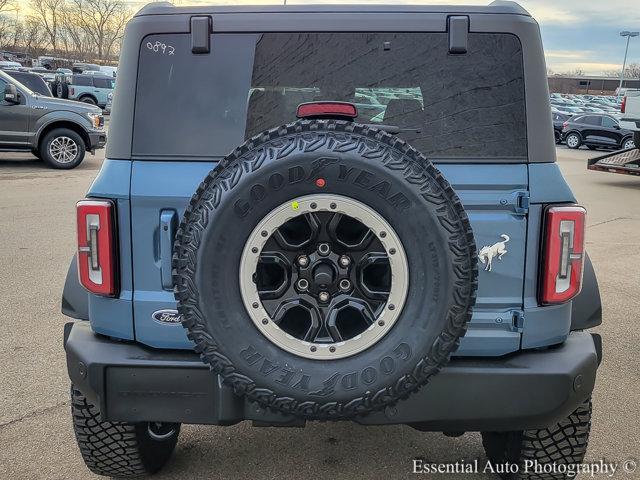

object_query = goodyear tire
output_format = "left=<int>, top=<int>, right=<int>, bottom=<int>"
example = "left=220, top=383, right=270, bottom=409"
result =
left=173, top=120, right=477, bottom=420
left=481, top=399, right=592, bottom=480
left=71, top=386, right=180, bottom=478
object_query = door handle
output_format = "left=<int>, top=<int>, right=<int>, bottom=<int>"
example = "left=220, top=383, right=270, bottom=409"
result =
left=160, top=209, right=178, bottom=290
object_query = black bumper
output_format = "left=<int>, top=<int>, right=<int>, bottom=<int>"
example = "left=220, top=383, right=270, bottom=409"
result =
left=64, top=322, right=600, bottom=431
left=87, top=131, right=107, bottom=151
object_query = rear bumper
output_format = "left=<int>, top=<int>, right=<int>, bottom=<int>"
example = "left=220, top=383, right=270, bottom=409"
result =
left=64, top=322, right=600, bottom=431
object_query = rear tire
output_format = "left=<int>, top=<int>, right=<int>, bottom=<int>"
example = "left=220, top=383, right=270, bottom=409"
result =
left=622, top=137, right=636, bottom=150
left=553, top=130, right=561, bottom=144
left=71, top=386, right=180, bottom=478
left=481, top=398, right=591, bottom=480
left=80, top=95, right=97, bottom=105
left=565, top=133, right=581, bottom=149
left=40, top=128, right=85, bottom=169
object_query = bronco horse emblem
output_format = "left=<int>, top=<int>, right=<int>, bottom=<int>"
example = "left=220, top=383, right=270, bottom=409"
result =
left=478, top=234, right=510, bottom=272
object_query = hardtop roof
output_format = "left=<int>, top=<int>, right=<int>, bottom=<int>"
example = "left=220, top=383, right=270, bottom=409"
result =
left=135, top=1, right=530, bottom=17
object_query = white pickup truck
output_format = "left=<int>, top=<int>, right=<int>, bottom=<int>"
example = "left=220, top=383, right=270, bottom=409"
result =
left=621, top=91, right=640, bottom=147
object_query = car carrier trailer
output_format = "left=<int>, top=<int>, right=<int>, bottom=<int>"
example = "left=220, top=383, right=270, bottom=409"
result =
left=588, top=146, right=640, bottom=176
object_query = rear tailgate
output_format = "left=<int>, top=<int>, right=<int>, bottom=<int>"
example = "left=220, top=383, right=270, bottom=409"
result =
left=130, top=161, right=528, bottom=355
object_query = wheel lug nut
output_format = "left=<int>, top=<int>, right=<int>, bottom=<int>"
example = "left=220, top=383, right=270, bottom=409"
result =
left=318, top=243, right=331, bottom=256
left=339, top=279, right=351, bottom=292
left=297, top=279, right=309, bottom=291
left=319, top=291, right=330, bottom=303
left=297, top=255, right=309, bottom=267
left=339, top=255, right=351, bottom=267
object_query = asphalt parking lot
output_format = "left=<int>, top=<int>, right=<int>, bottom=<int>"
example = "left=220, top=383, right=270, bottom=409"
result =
left=0, top=145, right=638, bottom=480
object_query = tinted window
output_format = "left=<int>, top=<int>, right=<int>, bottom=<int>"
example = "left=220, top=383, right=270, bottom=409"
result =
left=73, top=75, right=92, bottom=86
left=601, top=116, right=618, bottom=128
left=134, top=33, right=526, bottom=160
left=6, top=72, right=50, bottom=96
left=93, top=77, right=115, bottom=89
left=578, top=116, right=602, bottom=126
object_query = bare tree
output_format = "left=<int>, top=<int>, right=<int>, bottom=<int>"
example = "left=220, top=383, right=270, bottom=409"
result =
left=27, top=17, right=47, bottom=54
left=73, top=0, right=129, bottom=60
left=0, top=0, right=16, bottom=13
left=60, top=2, right=90, bottom=60
left=604, top=63, right=640, bottom=79
left=30, top=0, right=65, bottom=53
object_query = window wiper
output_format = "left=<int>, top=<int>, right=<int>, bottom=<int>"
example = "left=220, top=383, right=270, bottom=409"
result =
left=362, top=123, right=422, bottom=135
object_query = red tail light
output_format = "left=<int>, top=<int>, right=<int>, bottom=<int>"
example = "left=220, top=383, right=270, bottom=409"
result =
left=562, top=121, right=569, bottom=129
left=76, top=199, right=118, bottom=296
left=540, top=205, right=586, bottom=304
left=69, top=87, right=74, bottom=96
left=296, top=102, right=358, bottom=119
left=621, top=96, right=626, bottom=113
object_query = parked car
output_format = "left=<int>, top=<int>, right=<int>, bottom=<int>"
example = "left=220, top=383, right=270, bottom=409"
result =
left=562, top=114, right=636, bottom=150
left=72, top=62, right=101, bottom=74
left=28, top=66, right=56, bottom=82
left=52, top=73, right=115, bottom=108
left=3, top=70, right=52, bottom=97
left=104, top=91, right=113, bottom=115
left=62, top=3, right=601, bottom=478
left=0, top=69, right=106, bottom=168
left=0, top=60, right=21, bottom=70
left=552, top=112, right=570, bottom=143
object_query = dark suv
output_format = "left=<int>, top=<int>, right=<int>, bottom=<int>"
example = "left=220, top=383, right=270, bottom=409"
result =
left=563, top=114, right=636, bottom=150
left=0, top=70, right=106, bottom=168
left=62, top=3, right=602, bottom=478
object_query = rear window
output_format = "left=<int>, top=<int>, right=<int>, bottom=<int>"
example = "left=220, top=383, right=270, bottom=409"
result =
left=133, top=33, right=526, bottom=161
left=6, top=72, right=50, bottom=96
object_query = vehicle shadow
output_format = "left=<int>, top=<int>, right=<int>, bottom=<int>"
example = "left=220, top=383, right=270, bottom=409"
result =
left=156, top=422, right=498, bottom=480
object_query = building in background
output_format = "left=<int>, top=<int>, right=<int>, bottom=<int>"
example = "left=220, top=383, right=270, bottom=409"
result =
left=548, top=75, right=640, bottom=95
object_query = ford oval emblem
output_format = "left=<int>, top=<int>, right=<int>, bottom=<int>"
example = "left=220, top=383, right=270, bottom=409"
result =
left=152, top=309, right=182, bottom=325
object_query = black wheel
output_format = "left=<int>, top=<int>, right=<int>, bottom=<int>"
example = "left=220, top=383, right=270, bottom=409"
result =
left=173, top=120, right=478, bottom=420
left=553, top=130, right=561, bottom=144
left=621, top=136, right=636, bottom=150
left=80, top=95, right=97, bottom=105
left=71, top=386, right=180, bottom=478
left=481, top=399, right=592, bottom=480
left=40, top=128, right=85, bottom=169
left=51, top=81, right=60, bottom=98
left=565, top=132, right=581, bottom=149
left=57, top=82, right=69, bottom=99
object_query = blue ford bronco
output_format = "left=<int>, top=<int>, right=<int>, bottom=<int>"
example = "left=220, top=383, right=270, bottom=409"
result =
left=62, top=2, right=602, bottom=478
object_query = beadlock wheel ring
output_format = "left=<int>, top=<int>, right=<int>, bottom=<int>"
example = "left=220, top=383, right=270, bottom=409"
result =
left=239, top=194, right=409, bottom=360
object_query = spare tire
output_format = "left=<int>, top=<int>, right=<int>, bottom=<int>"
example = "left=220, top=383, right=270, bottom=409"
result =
left=51, top=81, right=60, bottom=98
left=57, top=82, right=69, bottom=99
left=173, top=120, right=477, bottom=420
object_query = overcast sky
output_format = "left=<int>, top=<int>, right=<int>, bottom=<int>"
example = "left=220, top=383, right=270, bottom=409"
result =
left=119, top=0, right=640, bottom=75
